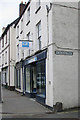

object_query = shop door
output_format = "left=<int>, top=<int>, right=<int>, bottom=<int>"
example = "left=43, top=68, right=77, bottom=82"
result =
left=36, top=60, right=46, bottom=98
left=31, top=65, right=36, bottom=93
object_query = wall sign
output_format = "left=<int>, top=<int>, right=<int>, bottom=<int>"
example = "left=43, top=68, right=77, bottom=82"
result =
left=55, top=51, right=73, bottom=56
left=24, top=50, right=47, bottom=66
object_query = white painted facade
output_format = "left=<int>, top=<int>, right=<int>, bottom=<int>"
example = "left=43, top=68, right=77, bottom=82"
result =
left=0, top=22, right=16, bottom=90
left=52, top=2, right=79, bottom=109
left=15, top=1, right=79, bottom=109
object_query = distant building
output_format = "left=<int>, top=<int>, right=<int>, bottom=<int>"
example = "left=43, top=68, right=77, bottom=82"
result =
left=0, top=19, right=19, bottom=90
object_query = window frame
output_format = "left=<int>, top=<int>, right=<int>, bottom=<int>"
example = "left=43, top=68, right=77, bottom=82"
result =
left=35, top=0, right=41, bottom=14
left=26, top=7, right=30, bottom=25
left=2, top=38, right=4, bottom=48
left=36, top=21, right=41, bottom=50
left=5, top=33, right=7, bottom=44
left=5, top=51, right=7, bottom=64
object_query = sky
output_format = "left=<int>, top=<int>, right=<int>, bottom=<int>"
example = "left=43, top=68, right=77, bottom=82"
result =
left=0, top=0, right=28, bottom=36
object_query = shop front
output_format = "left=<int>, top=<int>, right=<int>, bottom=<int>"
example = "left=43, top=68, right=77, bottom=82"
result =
left=24, top=50, right=47, bottom=104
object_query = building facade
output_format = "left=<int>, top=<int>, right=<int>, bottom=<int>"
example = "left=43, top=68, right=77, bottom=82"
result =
left=0, top=19, right=18, bottom=90
left=15, top=0, right=79, bottom=110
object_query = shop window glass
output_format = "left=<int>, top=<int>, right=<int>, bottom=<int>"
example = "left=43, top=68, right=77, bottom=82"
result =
left=16, top=69, right=21, bottom=89
left=31, top=66, right=36, bottom=93
left=26, top=66, right=30, bottom=92
left=36, top=61, right=45, bottom=98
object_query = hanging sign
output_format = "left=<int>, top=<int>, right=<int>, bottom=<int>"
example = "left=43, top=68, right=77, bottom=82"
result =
left=22, top=41, right=29, bottom=48
left=19, top=40, right=32, bottom=49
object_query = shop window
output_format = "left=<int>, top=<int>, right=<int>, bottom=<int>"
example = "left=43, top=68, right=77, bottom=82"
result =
left=26, top=66, right=30, bottom=92
left=36, top=60, right=46, bottom=98
left=31, top=66, right=36, bottom=93
left=25, top=64, right=36, bottom=93
left=16, top=69, right=21, bottom=89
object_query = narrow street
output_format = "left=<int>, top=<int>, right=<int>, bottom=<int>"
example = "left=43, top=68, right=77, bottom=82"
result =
left=1, top=87, right=79, bottom=119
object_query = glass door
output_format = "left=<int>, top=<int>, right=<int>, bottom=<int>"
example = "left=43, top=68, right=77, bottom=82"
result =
left=26, top=66, right=30, bottom=93
left=36, top=60, right=46, bottom=98
left=31, top=65, right=36, bottom=93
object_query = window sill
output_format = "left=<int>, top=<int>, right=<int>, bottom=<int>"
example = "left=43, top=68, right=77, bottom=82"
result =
left=35, top=6, right=41, bottom=14
left=26, top=20, right=30, bottom=26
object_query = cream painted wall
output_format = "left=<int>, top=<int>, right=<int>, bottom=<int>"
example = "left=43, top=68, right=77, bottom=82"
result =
left=52, top=2, right=78, bottom=109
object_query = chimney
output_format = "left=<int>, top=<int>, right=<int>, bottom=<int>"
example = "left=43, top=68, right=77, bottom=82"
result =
left=19, top=1, right=26, bottom=16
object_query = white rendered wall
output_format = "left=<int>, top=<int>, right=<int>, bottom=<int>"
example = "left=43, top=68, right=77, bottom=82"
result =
left=52, top=2, right=78, bottom=109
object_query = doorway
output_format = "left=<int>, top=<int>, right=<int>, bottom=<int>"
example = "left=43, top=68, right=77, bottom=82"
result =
left=25, top=64, right=36, bottom=97
left=31, top=65, right=36, bottom=93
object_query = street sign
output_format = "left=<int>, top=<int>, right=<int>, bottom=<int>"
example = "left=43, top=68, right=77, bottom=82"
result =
left=55, top=51, right=73, bottom=56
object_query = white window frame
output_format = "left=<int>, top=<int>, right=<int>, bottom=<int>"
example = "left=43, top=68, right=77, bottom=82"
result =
left=17, top=44, right=19, bottom=61
left=36, top=21, right=41, bottom=50
left=36, top=0, right=41, bottom=9
left=5, top=51, right=7, bottom=64
left=2, top=54, right=4, bottom=65
left=27, top=7, right=30, bottom=22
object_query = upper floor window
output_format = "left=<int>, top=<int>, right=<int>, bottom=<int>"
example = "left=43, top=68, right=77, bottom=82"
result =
left=27, top=32, right=30, bottom=41
left=17, top=44, right=19, bottom=60
left=35, top=0, right=41, bottom=13
left=36, top=21, right=41, bottom=50
left=5, top=51, right=7, bottom=64
left=20, top=19, right=23, bottom=34
left=27, top=7, right=30, bottom=24
left=0, top=40, right=1, bottom=50
left=5, top=33, right=7, bottom=44
left=27, top=32, right=30, bottom=55
left=17, top=26, right=19, bottom=39
left=0, top=56, right=1, bottom=67
left=37, top=0, right=41, bottom=8
left=2, top=38, right=4, bottom=48
left=2, top=54, right=4, bottom=66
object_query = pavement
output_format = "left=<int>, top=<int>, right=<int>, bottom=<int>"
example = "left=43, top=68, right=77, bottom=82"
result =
left=1, top=87, right=80, bottom=119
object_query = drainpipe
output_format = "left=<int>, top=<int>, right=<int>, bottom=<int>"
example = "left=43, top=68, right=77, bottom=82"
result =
left=46, top=3, right=52, bottom=47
